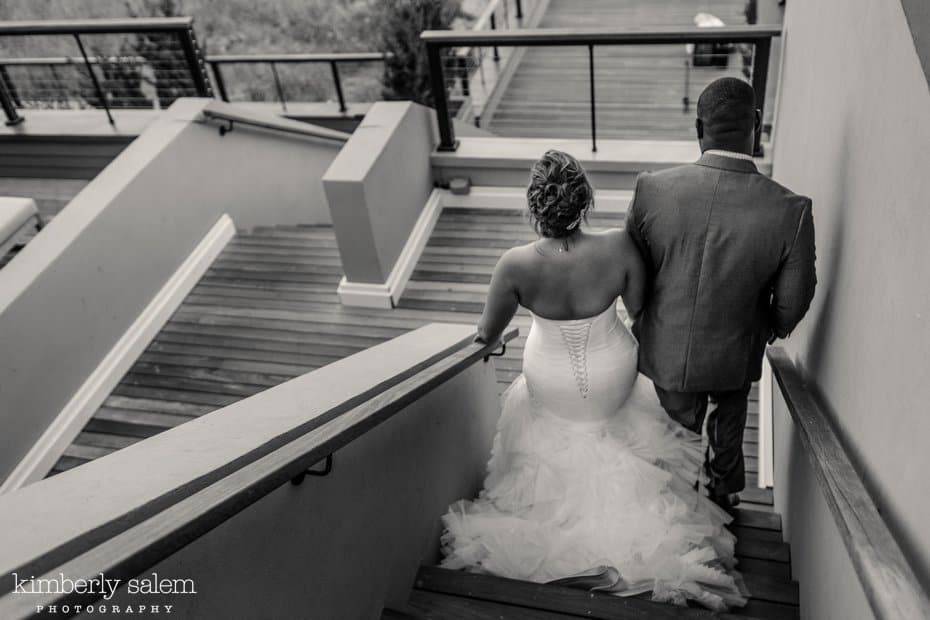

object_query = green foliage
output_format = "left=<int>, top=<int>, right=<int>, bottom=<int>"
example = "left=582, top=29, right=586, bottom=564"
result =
left=127, top=0, right=192, bottom=107
left=379, top=0, right=462, bottom=106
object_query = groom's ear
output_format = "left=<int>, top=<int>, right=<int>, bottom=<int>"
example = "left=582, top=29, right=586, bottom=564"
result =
left=695, top=118, right=704, bottom=139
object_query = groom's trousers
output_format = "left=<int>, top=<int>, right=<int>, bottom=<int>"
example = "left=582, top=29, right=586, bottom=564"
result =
left=653, top=383, right=753, bottom=496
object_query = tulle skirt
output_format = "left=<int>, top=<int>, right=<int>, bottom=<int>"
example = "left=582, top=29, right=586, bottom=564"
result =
left=440, top=374, right=747, bottom=611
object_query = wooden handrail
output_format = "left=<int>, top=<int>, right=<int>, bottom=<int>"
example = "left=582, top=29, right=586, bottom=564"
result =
left=422, top=24, right=783, bottom=47
left=767, top=347, right=930, bottom=620
left=0, top=17, right=194, bottom=36
left=200, top=102, right=352, bottom=143
left=0, top=56, right=146, bottom=66
left=206, top=52, right=391, bottom=64
left=0, top=325, right=516, bottom=617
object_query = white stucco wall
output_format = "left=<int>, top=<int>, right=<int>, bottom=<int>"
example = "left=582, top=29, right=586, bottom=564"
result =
left=0, top=99, right=342, bottom=486
left=771, top=0, right=930, bottom=604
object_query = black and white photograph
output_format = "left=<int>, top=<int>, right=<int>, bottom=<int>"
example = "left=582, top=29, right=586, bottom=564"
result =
left=0, top=0, right=927, bottom=618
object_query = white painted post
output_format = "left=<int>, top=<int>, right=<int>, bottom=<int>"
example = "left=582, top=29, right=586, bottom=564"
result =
left=758, top=355, right=775, bottom=488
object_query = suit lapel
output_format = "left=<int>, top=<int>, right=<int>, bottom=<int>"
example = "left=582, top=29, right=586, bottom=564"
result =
left=695, top=152, right=759, bottom=174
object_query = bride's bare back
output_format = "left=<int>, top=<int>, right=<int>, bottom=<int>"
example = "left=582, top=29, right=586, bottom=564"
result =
left=477, top=227, right=645, bottom=342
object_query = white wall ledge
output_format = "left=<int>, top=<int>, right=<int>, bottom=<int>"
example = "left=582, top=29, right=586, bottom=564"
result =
left=431, top=136, right=774, bottom=173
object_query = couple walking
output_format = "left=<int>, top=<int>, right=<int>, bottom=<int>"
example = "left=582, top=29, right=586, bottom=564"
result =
left=439, top=77, right=817, bottom=610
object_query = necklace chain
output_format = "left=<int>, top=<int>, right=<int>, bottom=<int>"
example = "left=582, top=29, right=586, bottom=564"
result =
left=535, top=234, right=574, bottom=255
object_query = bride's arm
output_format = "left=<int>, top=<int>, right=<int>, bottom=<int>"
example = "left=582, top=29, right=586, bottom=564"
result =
left=618, top=232, right=646, bottom=320
left=476, top=250, right=520, bottom=344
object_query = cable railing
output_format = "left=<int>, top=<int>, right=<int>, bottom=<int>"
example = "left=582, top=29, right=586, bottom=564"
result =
left=443, top=0, right=523, bottom=120
left=205, top=52, right=390, bottom=114
left=422, top=25, right=782, bottom=153
left=0, top=17, right=211, bottom=125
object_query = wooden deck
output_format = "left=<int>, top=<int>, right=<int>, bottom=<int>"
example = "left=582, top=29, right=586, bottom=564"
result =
left=487, top=0, right=779, bottom=140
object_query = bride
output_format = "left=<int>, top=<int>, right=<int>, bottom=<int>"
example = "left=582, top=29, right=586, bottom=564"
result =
left=439, top=150, right=746, bottom=611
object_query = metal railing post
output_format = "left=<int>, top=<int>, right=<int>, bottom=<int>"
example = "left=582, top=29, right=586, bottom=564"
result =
left=750, top=37, right=771, bottom=157
left=73, top=33, right=114, bottom=125
left=682, top=58, right=691, bottom=112
left=458, top=56, right=470, bottom=97
left=0, top=65, right=22, bottom=107
left=426, top=42, right=458, bottom=151
left=330, top=60, right=347, bottom=113
left=0, top=70, right=23, bottom=126
left=515, top=0, right=524, bottom=20
left=588, top=44, right=597, bottom=153
left=210, top=62, right=229, bottom=101
left=177, top=27, right=212, bottom=97
left=489, top=14, right=500, bottom=61
left=269, top=62, right=287, bottom=112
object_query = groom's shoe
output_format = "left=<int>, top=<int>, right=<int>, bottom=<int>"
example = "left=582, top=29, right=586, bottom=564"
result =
left=711, top=492, right=740, bottom=514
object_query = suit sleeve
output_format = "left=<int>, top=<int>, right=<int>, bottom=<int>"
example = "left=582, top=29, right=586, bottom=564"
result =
left=771, top=199, right=816, bottom=338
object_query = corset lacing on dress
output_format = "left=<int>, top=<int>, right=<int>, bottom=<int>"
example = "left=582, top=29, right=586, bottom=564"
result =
left=558, top=322, right=592, bottom=399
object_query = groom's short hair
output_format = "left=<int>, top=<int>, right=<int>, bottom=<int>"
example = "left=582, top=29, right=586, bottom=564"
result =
left=697, top=78, right=756, bottom=138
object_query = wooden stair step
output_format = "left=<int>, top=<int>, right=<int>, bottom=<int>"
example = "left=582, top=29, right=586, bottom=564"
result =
left=103, top=395, right=215, bottom=416
left=129, top=362, right=291, bottom=390
left=85, top=408, right=193, bottom=439
left=410, top=566, right=771, bottom=620
left=158, top=325, right=387, bottom=352
left=147, top=341, right=340, bottom=367
left=406, top=589, right=580, bottom=619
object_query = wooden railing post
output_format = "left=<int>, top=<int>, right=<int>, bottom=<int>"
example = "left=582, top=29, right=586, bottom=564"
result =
left=427, top=42, right=458, bottom=151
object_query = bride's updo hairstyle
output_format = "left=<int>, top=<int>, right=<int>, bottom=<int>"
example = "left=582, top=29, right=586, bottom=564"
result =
left=526, top=149, right=594, bottom=238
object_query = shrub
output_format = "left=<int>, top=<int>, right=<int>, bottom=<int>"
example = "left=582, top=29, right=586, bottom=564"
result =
left=379, top=0, right=462, bottom=106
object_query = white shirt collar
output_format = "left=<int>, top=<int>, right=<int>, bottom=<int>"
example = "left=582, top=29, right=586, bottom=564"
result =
left=704, top=149, right=755, bottom=162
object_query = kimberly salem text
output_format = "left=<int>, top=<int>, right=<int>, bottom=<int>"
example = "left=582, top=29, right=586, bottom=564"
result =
left=11, top=571, right=196, bottom=600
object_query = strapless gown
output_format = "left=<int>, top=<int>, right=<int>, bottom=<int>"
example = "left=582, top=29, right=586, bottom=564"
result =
left=440, top=304, right=747, bottom=611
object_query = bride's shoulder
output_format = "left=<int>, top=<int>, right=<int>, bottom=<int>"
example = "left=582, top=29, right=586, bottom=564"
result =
left=589, top=228, right=642, bottom=263
left=589, top=227, right=630, bottom=249
left=497, top=242, right=536, bottom=268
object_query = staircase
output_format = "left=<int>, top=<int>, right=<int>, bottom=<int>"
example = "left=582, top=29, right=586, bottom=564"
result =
left=48, top=224, right=442, bottom=474
left=486, top=0, right=772, bottom=140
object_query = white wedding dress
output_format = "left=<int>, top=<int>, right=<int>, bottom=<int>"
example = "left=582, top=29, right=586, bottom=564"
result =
left=440, top=304, right=747, bottom=611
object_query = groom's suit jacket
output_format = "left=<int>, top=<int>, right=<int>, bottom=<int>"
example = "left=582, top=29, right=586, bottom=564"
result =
left=627, top=151, right=816, bottom=392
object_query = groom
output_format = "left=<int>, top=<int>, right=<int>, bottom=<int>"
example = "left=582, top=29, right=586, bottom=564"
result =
left=626, top=78, right=816, bottom=510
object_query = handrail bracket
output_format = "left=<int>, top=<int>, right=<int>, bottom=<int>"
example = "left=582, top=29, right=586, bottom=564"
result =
left=291, top=454, right=334, bottom=485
